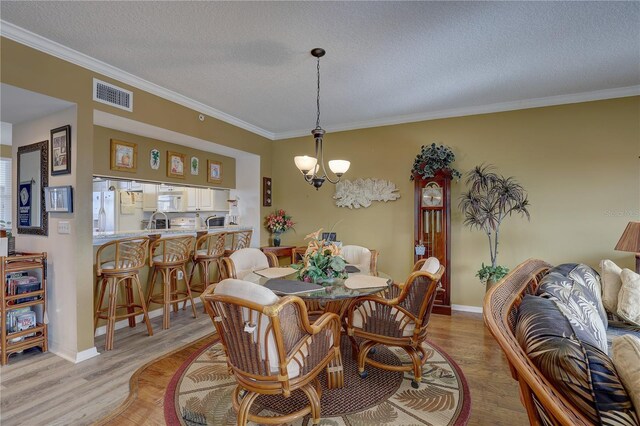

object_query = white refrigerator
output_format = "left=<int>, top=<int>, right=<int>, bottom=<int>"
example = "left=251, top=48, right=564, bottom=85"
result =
left=93, top=191, right=115, bottom=233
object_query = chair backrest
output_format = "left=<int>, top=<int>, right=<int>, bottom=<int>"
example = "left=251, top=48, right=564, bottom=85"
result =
left=96, top=236, right=149, bottom=275
left=210, top=279, right=282, bottom=375
left=341, top=245, right=378, bottom=273
left=202, top=279, right=327, bottom=388
left=229, top=229, right=253, bottom=251
left=195, top=232, right=226, bottom=258
left=149, top=235, right=195, bottom=266
left=224, top=248, right=271, bottom=279
left=398, top=262, right=445, bottom=335
left=483, top=258, right=592, bottom=426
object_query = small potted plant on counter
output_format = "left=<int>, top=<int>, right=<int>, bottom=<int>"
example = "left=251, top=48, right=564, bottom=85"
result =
left=264, top=209, right=295, bottom=247
left=458, top=164, right=530, bottom=292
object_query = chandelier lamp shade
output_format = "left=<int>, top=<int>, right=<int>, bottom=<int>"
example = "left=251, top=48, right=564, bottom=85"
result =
left=294, top=48, right=350, bottom=190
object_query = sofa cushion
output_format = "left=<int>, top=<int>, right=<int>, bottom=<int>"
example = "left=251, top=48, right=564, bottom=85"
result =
left=537, top=263, right=608, bottom=353
left=601, top=259, right=623, bottom=314
left=618, top=269, right=640, bottom=327
left=612, top=335, right=640, bottom=420
left=516, top=295, right=638, bottom=425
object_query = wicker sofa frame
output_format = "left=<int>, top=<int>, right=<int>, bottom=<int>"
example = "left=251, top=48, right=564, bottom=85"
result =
left=483, top=258, right=593, bottom=425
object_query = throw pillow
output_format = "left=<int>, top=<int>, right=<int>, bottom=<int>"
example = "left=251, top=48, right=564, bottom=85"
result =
left=537, top=264, right=608, bottom=353
left=601, top=259, right=623, bottom=314
left=618, top=269, right=640, bottom=326
left=612, top=335, right=640, bottom=420
left=516, top=295, right=638, bottom=425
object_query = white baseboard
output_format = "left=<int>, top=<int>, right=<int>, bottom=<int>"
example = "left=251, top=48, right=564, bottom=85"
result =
left=94, top=297, right=202, bottom=337
left=451, top=304, right=483, bottom=314
left=49, top=341, right=100, bottom=364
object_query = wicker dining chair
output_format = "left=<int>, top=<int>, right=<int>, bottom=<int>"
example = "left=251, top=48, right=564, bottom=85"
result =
left=341, top=245, right=379, bottom=274
left=220, top=248, right=278, bottom=280
left=201, top=279, right=344, bottom=425
left=345, top=257, right=445, bottom=388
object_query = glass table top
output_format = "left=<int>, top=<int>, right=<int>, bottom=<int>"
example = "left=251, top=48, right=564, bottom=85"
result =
left=243, top=271, right=392, bottom=300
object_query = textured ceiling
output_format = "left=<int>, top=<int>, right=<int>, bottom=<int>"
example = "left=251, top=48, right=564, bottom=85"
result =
left=1, top=1, right=639, bottom=138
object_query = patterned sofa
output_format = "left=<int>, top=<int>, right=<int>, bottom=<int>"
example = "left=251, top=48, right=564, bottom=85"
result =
left=484, top=258, right=640, bottom=425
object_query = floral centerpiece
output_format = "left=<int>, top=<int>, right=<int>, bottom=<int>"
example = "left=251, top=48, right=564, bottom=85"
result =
left=264, top=209, right=294, bottom=247
left=291, top=229, right=347, bottom=283
left=410, top=143, right=462, bottom=181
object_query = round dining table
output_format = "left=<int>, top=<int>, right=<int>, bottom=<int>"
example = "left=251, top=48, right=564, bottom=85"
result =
left=243, top=270, right=392, bottom=318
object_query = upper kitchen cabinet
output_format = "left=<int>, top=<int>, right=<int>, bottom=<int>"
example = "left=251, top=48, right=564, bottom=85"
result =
left=142, top=183, right=158, bottom=211
left=186, top=188, right=227, bottom=212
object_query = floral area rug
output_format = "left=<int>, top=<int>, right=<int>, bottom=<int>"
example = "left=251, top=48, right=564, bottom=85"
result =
left=164, top=336, right=471, bottom=425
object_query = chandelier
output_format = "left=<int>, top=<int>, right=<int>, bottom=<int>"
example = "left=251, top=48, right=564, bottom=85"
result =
left=294, top=48, right=350, bottom=190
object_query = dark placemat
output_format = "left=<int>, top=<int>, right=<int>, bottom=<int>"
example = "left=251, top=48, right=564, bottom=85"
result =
left=345, top=265, right=360, bottom=273
left=264, top=279, right=325, bottom=295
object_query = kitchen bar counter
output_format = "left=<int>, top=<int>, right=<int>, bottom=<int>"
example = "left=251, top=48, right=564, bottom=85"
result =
left=92, top=226, right=252, bottom=246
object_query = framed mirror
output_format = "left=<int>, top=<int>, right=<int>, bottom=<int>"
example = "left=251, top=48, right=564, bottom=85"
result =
left=17, top=140, right=48, bottom=235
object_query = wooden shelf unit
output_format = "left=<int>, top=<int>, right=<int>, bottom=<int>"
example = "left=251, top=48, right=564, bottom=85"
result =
left=1, top=252, right=48, bottom=365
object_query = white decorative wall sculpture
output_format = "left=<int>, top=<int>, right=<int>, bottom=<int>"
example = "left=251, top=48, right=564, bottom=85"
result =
left=333, top=178, right=400, bottom=209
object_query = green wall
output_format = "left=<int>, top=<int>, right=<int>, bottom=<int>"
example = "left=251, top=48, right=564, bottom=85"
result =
left=271, top=97, right=640, bottom=307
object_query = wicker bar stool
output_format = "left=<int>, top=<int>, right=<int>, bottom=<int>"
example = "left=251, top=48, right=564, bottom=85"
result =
left=224, top=229, right=253, bottom=256
left=189, top=232, right=226, bottom=294
left=146, top=235, right=197, bottom=330
left=95, top=237, right=153, bottom=351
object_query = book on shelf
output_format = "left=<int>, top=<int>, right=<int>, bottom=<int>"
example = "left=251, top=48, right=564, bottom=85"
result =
left=6, top=307, right=35, bottom=334
left=6, top=273, right=41, bottom=304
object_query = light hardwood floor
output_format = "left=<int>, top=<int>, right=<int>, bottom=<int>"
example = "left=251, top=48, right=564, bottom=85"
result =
left=0, top=309, right=528, bottom=425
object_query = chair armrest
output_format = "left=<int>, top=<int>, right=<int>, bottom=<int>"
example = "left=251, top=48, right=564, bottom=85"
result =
left=370, top=249, right=379, bottom=274
left=264, top=251, right=279, bottom=267
left=220, top=257, right=235, bottom=280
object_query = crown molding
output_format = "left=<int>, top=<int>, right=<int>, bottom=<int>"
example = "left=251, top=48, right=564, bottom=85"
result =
left=3, top=21, right=638, bottom=142
left=0, top=20, right=275, bottom=140
left=273, top=85, right=640, bottom=140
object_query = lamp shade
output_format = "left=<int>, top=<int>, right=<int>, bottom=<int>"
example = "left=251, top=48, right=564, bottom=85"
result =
left=294, top=156, right=317, bottom=173
left=328, top=160, right=350, bottom=175
left=615, top=221, right=640, bottom=253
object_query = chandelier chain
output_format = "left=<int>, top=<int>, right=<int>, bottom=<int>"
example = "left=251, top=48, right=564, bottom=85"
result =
left=316, top=55, right=321, bottom=129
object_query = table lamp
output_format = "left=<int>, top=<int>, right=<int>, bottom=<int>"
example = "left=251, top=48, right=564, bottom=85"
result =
left=615, top=221, right=640, bottom=273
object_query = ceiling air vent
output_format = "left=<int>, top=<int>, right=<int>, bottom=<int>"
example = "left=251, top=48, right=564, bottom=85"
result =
left=93, top=78, right=133, bottom=112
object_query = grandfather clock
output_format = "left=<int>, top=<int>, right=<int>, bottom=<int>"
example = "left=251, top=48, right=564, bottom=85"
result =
left=414, top=169, right=452, bottom=315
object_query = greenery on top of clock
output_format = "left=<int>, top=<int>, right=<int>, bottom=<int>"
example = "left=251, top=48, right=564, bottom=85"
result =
left=410, top=143, right=462, bottom=181
left=458, top=164, right=530, bottom=286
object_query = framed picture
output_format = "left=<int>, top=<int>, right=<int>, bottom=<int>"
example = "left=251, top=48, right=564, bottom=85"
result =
left=167, top=151, right=186, bottom=178
left=150, top=148, right=160, bottom=170
left=51, top=125, right=71, bottom=175
left=207, top=160, right=223, bottom=183
left=44, top=186, right=73, bottom=213
left=262, top=177, right=272, bottom=206
left=190, top=156, right=199, bottom=175
left=110, top=139, right=137, bottom=172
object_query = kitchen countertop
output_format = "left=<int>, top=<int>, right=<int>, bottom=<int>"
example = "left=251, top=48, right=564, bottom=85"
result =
left=92, top=226, right=252, bottom=246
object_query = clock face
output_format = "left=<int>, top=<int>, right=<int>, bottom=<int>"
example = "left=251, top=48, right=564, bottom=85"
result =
left=422, top=183, right=443, bottom=207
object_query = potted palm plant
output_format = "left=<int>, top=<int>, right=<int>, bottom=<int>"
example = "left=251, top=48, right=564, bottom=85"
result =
left=458, top=165, right=530, bottom=291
